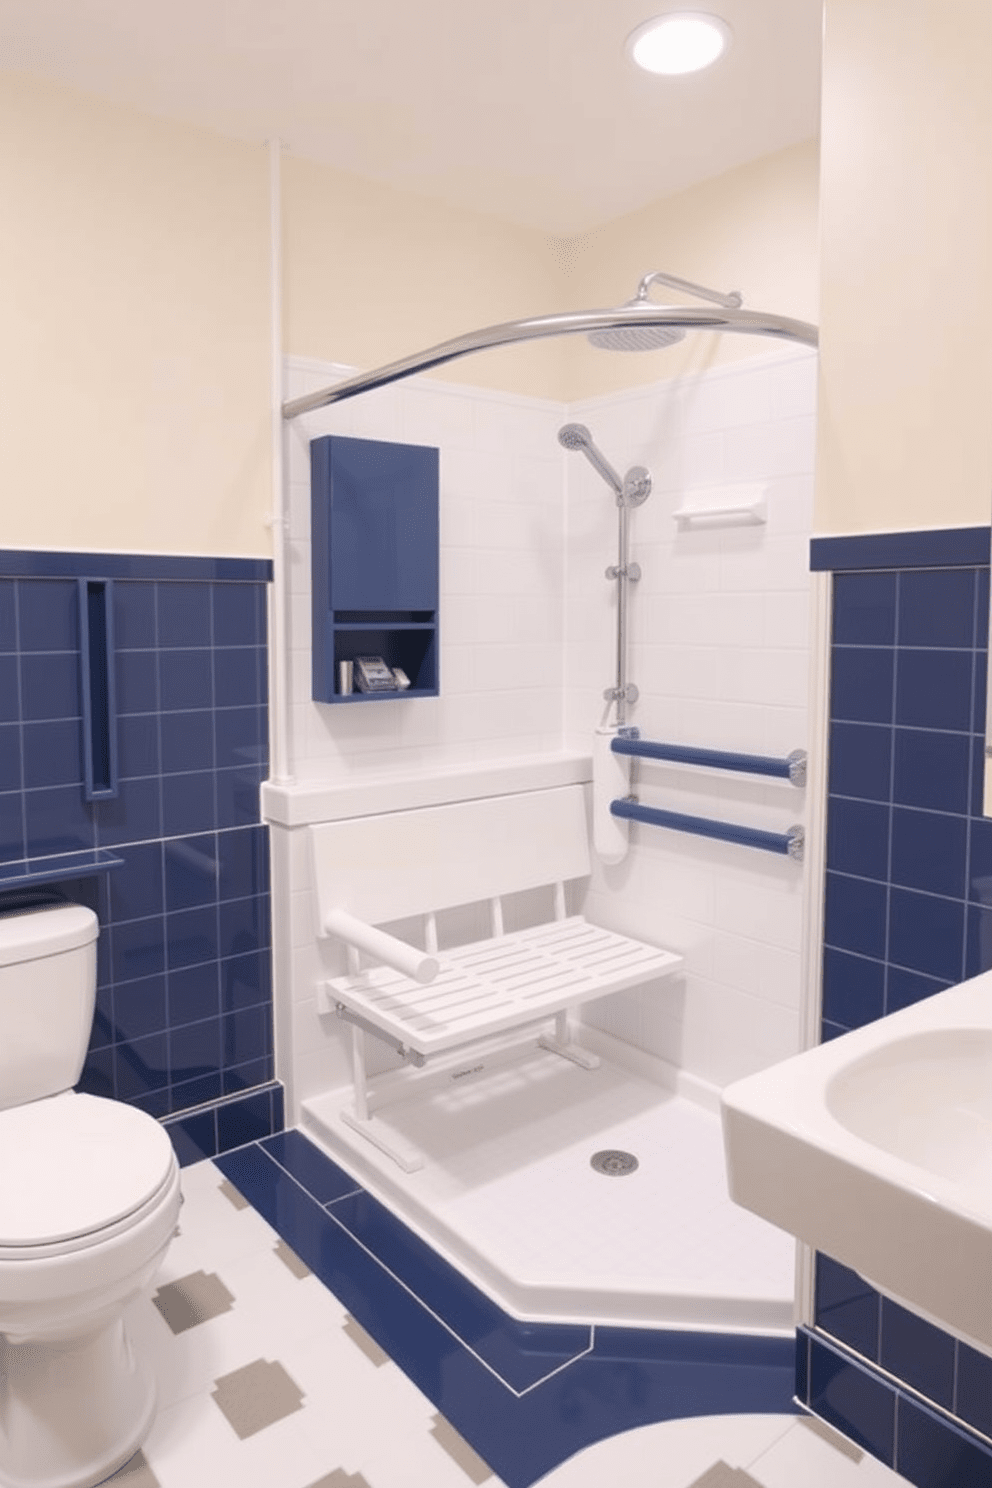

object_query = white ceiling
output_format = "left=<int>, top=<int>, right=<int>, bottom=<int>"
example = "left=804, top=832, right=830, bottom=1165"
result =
left=0, top=0, right=823, bottom=235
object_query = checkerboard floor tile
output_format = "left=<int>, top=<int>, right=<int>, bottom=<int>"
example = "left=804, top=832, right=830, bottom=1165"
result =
left=105, top=1158, right=911, bottom=1488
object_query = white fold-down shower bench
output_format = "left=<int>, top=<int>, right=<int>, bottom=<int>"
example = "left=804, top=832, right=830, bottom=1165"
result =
left=311, top=783, right=682, bottom=1170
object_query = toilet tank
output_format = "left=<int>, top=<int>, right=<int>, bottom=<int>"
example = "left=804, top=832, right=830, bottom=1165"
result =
left=0, top=904, right=99, bottom=1113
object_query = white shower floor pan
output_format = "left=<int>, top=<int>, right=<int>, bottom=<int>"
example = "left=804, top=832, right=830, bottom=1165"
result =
left=299, top=1030, right=795, bottom=1335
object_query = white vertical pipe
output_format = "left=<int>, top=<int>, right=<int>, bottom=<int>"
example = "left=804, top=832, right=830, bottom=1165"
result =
left=267, top=137, right=292, bottom=784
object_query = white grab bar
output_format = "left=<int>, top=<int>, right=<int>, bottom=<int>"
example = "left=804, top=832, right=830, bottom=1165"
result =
left=322, top=906, right=440, bottom=984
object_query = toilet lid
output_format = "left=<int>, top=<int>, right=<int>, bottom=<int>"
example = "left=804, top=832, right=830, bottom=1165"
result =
left=0, top=1092, right=176, bottom=1247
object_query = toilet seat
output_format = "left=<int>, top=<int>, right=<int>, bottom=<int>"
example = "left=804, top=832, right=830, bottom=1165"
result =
left=0, top=1091, right=177, bottom=1259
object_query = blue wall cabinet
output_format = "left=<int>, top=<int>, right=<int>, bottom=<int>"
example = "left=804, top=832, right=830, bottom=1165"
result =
left=310, top=435, right=439, bottom=702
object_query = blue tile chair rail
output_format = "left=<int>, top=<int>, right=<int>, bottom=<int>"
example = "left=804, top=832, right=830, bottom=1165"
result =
left=812, top=527, right=992, bottom=1480
left=0, top=557, right=277, bottom=1140
left=216, top=1129, right=798, bottom=1488
left=798, top=1328, right=992, bottom=1487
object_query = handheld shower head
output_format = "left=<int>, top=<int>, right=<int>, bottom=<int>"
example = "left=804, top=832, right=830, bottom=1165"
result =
left=557, top=424, right=623, bottom=496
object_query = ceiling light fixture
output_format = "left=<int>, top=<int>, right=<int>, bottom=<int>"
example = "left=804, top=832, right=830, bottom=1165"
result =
left=627, top=12, right=732, bottom=75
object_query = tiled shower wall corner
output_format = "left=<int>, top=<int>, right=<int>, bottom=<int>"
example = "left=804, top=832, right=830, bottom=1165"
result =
left=800, top=530, right=992, bottom=1483
left=278, top=350, right=816, bottom=1106
left=572, top=348, right=817, bottom=1089
left=0, top=555, right=281, bottom=1162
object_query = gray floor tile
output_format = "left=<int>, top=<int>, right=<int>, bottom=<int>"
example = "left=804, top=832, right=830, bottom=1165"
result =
left=219, top=1178, right=250, bottom=1210
left=275, top=1237, right=311, bottom=1278
left=343, top=1315, right=389, bottom=1368
left=688, top=1464, right=763, bottom=1488
left=211, top=1357, right=305, bottom=1440
left=430, top=1414, right=494, bottom=1484
left=153, top=1269, right=235, bottom=1334
left=304, top=1473, right=372, bottom=1488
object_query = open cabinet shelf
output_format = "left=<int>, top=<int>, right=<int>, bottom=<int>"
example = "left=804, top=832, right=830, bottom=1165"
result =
left=311, top=435, right=440, bottom=703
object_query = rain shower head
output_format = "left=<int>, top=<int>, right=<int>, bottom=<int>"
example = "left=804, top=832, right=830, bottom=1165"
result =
left=588, top=310, right=686, bottom=353
left=588, top=270, right=744, bottom=353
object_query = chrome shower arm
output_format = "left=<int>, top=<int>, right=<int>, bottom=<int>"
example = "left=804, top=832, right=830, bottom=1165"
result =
left=636, top=271, right=743, bottom=309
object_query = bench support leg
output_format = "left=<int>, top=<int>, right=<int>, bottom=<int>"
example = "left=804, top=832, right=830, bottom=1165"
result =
left=340, top=1025, right=425, bottom=1173
left=538, top=1011, right=601, bottom=1071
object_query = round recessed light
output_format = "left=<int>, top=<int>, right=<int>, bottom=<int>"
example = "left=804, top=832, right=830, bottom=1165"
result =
left=627, top=12, right=732, bottom=75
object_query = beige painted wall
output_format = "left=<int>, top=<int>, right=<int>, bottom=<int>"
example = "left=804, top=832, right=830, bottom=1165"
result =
left=0, top=74, right=272, bottom=557
left=283, top=142, right=819, bottom=408
left=1, top=71, right=820, bottom=557
left=557, top=140, right=821, bottom=403
left=816, top=0, right=992, bottom=534
left=282, top=154, right=568, bottom=401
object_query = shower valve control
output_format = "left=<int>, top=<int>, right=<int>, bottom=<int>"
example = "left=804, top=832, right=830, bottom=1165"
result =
left=605, top=562, right=641, bottom=582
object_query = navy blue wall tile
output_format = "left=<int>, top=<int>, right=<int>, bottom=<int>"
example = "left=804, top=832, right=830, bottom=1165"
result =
left=888, top=888, right=964, bottom=983
left=817, top=543, right=992, bottom=1472
left=885, top=964, right=951, bottom=1016
left=160, top=711, right=215, bottom=774
left=898, top=569, right=977, bottom=649
left=21, top=719, right=83, bottom=788
left=159, top=650, right=213, bottom=711
left=167, top=961, right=222, bottom=1026
left=879, top=1300, right=955, bottom=1411
left=813, top=1257, right=880, bottom=1360
left=162, top=771, right=216, bottom=837
left=0, top=563, right=273, bottom=1132
left=830, top=648, right=895, bottom=724
left=18, top=578, right=79, bottom=651
left=157, top=582, right=213, bottom=648
left=828, top=722, right=892, bottom=802
left=213, top=584, right=262, bottom=647
left=116, top=651, right=158, bottom=714
left=889, top=809, right=967, bottom=899
left=820, top=948, right=885, bottom=1030
left=808, top=1335, right=896, bottom=1464
left=21, top=653, right=81, bottom=721
left=96, top=777, right=163, bottom=847
left=895, top=650, right=974, bottom=732
left=832, top=572, right=897, bottom=645
left=892, top=729, right=972, bottom=814
left=823, top=873, right=888, bottom=960
left=898, top=1396, right=992, bottom=1488
left=0, top=582, right=16, bottom=650
left=956, top=1344, right=992, bottom=1439
left=0, top=656, right=18, bottom=723
left=826, top=798, right=890, bottom=880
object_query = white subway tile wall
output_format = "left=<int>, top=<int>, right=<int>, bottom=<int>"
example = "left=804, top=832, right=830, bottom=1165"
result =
left=568, top=349, right=816, bottom=1087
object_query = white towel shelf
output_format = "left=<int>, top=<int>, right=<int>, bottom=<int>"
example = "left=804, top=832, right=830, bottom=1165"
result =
left=327, top=915, right=682, bottom=1060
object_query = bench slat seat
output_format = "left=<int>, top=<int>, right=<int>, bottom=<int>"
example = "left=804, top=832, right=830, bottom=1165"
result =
left=328, top=915, right=682, bottom=1058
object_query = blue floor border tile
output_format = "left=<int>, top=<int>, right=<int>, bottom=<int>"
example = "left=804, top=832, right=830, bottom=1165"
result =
left=215, top=1129, right=798, bottom=1488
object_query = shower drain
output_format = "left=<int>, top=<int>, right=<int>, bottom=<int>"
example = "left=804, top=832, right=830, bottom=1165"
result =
left=590, top=1149, right=639, bottom=1177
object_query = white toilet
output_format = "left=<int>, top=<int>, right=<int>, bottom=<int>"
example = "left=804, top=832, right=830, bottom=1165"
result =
left=0, top=903, right=182, bottom=1488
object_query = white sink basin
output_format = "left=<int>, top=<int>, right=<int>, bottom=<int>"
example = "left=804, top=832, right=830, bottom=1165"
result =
left=721, top=970, right=992, bottom=1350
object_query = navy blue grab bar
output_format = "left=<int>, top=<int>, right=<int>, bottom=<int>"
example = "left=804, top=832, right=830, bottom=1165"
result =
left=610, top=798, right=804, bottom=860
left=611, top=734, right=806, bottom=785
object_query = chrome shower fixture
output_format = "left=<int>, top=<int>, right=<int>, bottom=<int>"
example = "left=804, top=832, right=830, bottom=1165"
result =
left=557, top=424, right=651, bottom=507
left=587, top=270, right=744, bottom=352
left=558, top=422, right=650, bottom=726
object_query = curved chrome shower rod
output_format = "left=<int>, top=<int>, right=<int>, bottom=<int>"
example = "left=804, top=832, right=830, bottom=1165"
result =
left=281, top=304, right=819, bottom=420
